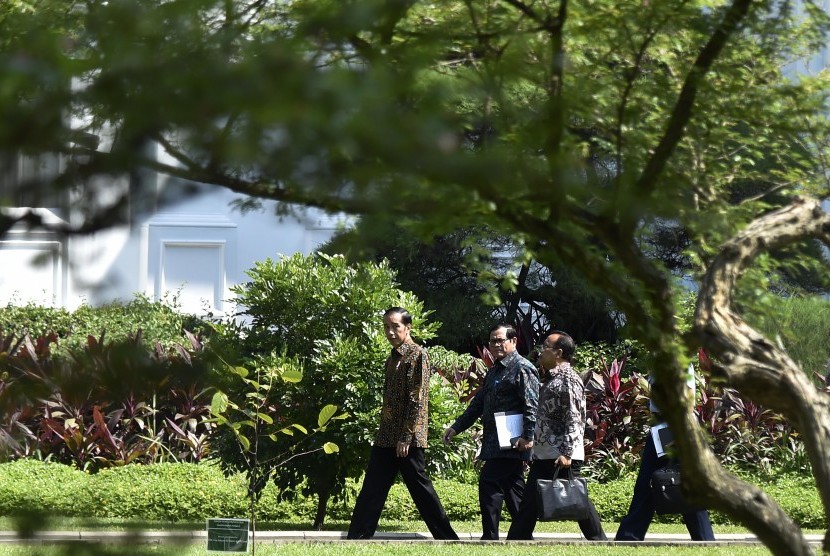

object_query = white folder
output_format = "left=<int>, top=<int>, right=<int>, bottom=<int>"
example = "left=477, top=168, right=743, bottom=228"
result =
left=494, top=411, right=523, bottom=449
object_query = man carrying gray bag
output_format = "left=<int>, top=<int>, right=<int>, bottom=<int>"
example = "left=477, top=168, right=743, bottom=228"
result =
left=507, top=331, right=607, bottom=540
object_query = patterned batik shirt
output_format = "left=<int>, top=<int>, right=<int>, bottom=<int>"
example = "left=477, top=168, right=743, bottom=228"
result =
left=374, top=340, right=430, bottom=448
left=533, top=361, right=586, bottom=461
left=450, top=350, right=539, bottom=461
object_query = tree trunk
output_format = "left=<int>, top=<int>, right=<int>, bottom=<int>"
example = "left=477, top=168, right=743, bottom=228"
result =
left=693, top=197, right=830, bottom=555
left=504, top=262, right=530, bottom=324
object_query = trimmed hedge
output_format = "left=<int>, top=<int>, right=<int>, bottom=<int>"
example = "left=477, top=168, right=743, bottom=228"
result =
left=0, top=460, right=824, bottom=529
left=0, top=460, right=87, bottom=517
left=0, top=296, right=206, bottom=353
left=0, top=460, right=247, bottom=521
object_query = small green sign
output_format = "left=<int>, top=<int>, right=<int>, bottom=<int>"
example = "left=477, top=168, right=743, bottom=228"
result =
left=206, top=518, right=250, bottom=553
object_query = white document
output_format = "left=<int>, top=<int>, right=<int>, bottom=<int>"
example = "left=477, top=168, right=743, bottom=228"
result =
left=494, top=411, right=523, bottom=449
left=651, top=422, right=673, bottom=458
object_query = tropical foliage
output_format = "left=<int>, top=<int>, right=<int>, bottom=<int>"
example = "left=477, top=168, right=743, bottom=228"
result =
left=0, top=329, right=212, bottom=469
left=0, top=295, right=205, bottom=354
left=0, top=303, right=815, bottom=528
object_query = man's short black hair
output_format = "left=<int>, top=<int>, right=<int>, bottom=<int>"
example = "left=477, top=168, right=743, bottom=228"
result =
left=384, top=307, right=412, bottom=325
left=548, top=330, right=575, bottom=362
left=490, top=323, right=517, bottom=339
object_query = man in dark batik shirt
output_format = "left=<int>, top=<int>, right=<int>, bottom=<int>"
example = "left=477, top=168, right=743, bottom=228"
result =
left=347, top=307, right=458, bottom=540
left=443, top=324, right=539, bottom=540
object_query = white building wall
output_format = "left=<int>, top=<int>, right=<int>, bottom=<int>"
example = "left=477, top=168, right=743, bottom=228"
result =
left=0, top=175, right=346, bottom=314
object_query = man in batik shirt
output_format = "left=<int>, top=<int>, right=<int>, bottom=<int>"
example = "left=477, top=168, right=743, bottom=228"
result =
left=443, top=324, right=539, bottom=540
left=507, top=330, right=606, bottom=540
left=347, top=307, right=458, bottom=540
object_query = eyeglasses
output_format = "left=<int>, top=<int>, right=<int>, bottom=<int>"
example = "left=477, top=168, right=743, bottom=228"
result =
left=489, top=338, right=511, bottom=345
left=541, top=343, right=556, bottom=350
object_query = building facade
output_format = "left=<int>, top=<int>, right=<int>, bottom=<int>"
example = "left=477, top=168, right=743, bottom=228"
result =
left=0, top=145, right=346, bottom=316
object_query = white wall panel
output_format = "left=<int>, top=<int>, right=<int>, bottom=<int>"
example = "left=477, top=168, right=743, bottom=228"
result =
left=144, top=214, right=237, bottom=315
left=161, top=241, right=225, bottom=312
left=0, top=240, right=63, bottom=306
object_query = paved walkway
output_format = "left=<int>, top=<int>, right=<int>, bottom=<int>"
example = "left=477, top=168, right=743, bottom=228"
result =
left=0, top=530, right=823, bottom=547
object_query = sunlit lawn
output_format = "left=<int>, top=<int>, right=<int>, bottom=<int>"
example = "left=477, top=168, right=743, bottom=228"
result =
left=0, top=542, right=778, bottom=556
left=0, top=517, right=818, bottom=537
left=0, top=517, right=816, bottom=555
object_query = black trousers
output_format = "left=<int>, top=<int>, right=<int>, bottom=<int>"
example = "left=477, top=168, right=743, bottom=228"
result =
left=347, top=446, right=458, bottom=540
left=506, top=459, right=607, bottom=540
left=478, top=457, right=525, bottom=540
left=614, top=432, right=714, bottom=541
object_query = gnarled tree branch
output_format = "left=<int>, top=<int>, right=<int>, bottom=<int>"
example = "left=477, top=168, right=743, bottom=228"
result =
left=695, top=197, right=830, bottom=554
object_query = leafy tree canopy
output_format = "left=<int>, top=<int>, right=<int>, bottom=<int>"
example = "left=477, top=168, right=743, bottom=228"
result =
left=322, top=216, right=621, bottom=352
left=322, top=217, right=512, bottom=352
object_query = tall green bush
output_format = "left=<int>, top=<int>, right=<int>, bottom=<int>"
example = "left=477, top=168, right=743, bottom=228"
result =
left=213, top=253, right=445, bottom=528
left=425, top=345, right=485, bottom=482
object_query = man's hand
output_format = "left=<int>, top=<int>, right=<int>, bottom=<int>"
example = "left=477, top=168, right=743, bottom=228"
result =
left=513, top=437, right=534, bottom=452
left=556, top=454, right=572, bottom=468
left=396, top=441, right=410, bottom=458
left=442, top=427, right=457, bottom=444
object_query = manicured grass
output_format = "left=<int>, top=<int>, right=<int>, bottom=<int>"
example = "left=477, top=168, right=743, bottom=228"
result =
left=0, top=517, right=819, bottom=537
left=0, top=516, right=797, bottom=556
left=0, top=543, right=776, bottom=556
left=259, top=545, right=773, bottom=556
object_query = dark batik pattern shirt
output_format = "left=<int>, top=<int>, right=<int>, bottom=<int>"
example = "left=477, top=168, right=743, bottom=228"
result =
left=450, top=351, right=539, bottom=461
left=374, top=341, right=430, bottom=448
left=533, top=361, right=585, bottom=461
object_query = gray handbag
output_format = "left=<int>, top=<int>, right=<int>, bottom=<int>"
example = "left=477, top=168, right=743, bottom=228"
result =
left=535, top=465, right=591, bottom=521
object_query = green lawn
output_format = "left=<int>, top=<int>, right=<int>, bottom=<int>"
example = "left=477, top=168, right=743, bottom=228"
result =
left=0, top=517, right=820, bottom=537
left=0, top=517, right=817, bottom=555
left=0, top=543, right=777, bottom=556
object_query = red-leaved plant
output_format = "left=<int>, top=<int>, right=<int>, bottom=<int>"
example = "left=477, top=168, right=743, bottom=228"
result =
left=0, top=329, right=214, bottom=470
left=582, top=356, right=651, bottom=479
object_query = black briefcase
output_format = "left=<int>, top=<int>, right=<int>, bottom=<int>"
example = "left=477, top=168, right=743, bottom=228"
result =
left=650, top=467, right=702, bottom=515
left=536, top=466, right=591, bottom=521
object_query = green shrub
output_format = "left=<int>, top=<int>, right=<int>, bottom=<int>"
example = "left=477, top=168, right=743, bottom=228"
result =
left=587, top=471, right=637, bottom=522
left=67, top=295, right=198, bottom=352
left=575, top=339, right=646, bottom=378
left=0, top=459, right=87, bottom=516
left=213, top=252, right=441, bottom=524
left=88, top=463, right=250, bottom=521
left=0, top=460, right=297, bottom=522
left=0, top=303, right=72, bottom=341
left=424, top=373, right=479, bottom=481
left=0, top=295, right=206, bottom=354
